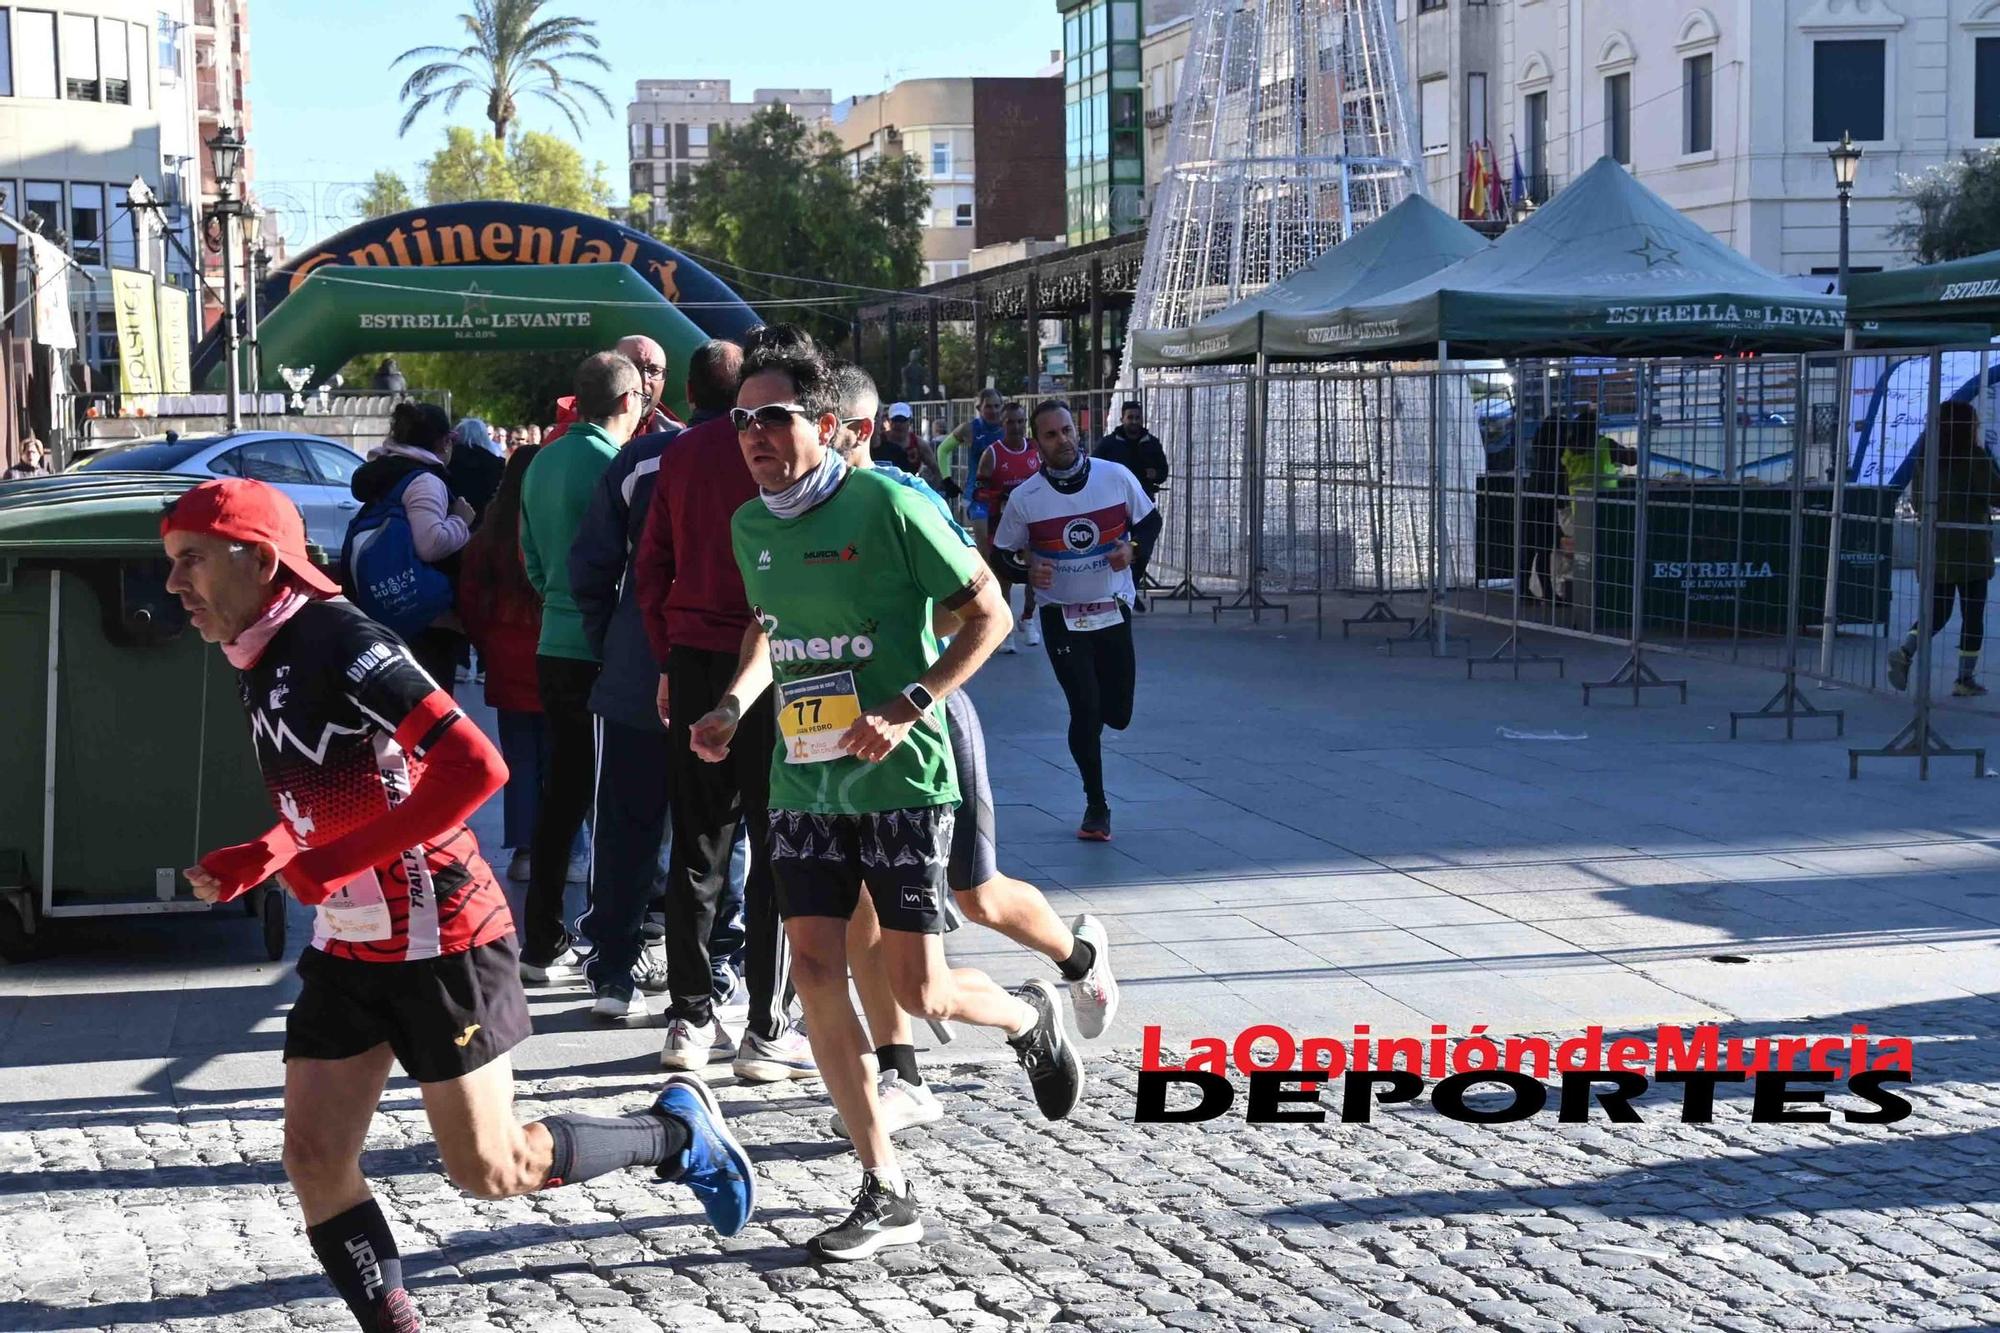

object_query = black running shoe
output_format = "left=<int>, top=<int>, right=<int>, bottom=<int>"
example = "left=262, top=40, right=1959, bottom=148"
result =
left=1078, top=806, right=1112, bottom=842
left=808, top=1171, right=925, bottom=1262
left=1008, top=978, right=1084, bottom=1120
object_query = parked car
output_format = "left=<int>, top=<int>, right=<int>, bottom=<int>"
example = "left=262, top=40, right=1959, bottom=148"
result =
left=70, top=431, right=364, bottom=553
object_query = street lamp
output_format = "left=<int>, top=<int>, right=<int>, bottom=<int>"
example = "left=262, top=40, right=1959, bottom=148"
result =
left=207, top=126, right=244, bottom=187
left=1827, top=130, right=1863, bottom=295
left=206, top=126, right=247, bottom=429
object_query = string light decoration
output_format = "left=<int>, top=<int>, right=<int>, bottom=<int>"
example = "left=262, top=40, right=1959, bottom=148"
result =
left=1125, top=0, right=1420, bottom=376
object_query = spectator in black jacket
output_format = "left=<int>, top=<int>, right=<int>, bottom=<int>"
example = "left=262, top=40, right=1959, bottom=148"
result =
left=1093, top=401, right=1170, bottom=605
left=446, top=418, right=506, bottom=524
left=1520, top=414, right=1563, bottom=603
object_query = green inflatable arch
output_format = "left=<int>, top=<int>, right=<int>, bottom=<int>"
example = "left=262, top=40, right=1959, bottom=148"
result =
left=213, top=263, right=713, bottom=418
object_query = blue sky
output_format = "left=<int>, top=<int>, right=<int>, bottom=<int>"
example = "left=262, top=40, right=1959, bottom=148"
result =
left=249, top=1, right=1062, bottom=200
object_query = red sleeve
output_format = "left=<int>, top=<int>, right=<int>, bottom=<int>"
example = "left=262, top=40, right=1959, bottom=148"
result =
left=198, top=824, right=301, bottom=902
left=282, top=691, right=509, bottom=905
left=634, top=452, right=678, bottom=666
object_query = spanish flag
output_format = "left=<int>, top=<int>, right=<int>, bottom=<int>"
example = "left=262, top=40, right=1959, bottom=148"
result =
left=1464, top=142, right=1494, bottom=220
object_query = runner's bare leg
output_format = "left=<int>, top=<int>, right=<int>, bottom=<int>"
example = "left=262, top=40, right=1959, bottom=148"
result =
left=848, top=894, right=912, bottom=1049
left=419, top=1055, right=558, bottom=1197
left=790, top=914, right=894, bottom=1169
left=283, top=1046, right=397, bottom=1225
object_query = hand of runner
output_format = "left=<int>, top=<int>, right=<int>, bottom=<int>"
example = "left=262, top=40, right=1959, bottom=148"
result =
left=450, top=496, right=477, bottom=525
left=840, top=698, right=919, bottom=763
left=1106, top=539, right=1135, bottom=573
left=1029, top=556, right=1055, bottom=590
left=655, top=673, right=671, bottom=726
left=690, top=707, right=738, bottom=762
left=184, top=865, right=225, bottom=902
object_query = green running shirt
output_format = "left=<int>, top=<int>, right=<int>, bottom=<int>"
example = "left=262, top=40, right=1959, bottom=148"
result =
left=732, top=467, right=985, bottom=814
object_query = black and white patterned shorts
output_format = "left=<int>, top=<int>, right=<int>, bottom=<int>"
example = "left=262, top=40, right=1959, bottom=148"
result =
left=766, top=806, right=954, bottom=935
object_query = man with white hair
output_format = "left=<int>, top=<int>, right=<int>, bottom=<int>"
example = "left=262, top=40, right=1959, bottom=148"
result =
left=545, top=334, right=683, bottom=445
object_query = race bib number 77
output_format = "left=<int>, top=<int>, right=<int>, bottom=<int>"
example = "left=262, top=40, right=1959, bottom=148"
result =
left=778, top=670, right=863, bottom=764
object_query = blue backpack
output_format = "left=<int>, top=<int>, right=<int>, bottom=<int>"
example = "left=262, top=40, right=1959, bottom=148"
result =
left=340, top=470, right=454, bottom=639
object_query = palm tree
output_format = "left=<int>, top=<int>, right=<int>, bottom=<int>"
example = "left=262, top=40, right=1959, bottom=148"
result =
left=393, top=0, right=611, bottom=143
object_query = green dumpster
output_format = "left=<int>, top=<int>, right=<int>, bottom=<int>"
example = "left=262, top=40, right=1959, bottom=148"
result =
left=0, top=473, right=288, bottom=961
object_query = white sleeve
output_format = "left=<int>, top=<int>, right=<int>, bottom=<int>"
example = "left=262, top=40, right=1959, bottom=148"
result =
left=401, top=472, right=470, bottom=563
left=992, top=487, right=1030, bottom=551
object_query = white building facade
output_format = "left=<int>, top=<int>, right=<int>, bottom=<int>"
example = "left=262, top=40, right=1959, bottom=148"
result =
left=627, top=80, right=832, bottom=229
left=1400, top=0, right=1999, bottom=278
left=832, top=80, right=979, bottom=285
left=1139, top=7, right=1192, bottom=195
left=0, top=0, right=210, bottom=374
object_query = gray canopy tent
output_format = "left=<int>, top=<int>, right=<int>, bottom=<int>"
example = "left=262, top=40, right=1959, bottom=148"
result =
left=1127, top=193, right=1491, bottom=368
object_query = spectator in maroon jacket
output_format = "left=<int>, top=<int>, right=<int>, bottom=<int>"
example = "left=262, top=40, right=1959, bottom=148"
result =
left=633, top=333, right=804, bottom=1080
left=457, top=445, right=549, bottom=884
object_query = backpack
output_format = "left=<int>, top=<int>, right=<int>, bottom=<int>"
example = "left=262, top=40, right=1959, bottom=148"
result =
left=339, top=470, right=454, bottom=638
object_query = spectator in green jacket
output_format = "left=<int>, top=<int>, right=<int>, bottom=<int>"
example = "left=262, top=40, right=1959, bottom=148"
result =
left=516, top=351, right=648, bottom=977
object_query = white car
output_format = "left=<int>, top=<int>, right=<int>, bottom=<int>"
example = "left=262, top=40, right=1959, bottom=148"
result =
left=72, top=431, right=365, bottom=553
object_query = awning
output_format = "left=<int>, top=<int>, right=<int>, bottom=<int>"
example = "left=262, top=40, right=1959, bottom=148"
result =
left=1846, top=248, right=2000, bottom=332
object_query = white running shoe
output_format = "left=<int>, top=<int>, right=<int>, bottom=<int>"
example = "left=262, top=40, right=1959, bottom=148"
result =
left=830, top=1070, right=946, bottom=1141
left=660, top=1017, right=736, bottom=1071
left=1068, top=913, right=1118, bottom=1039
left=732, top=1028, right=818, bottom=1082
left=1023, top=618, right=1042, bottom=648
left=591, top=984, right=639, bottom=1022
left=1000, top=634, right=1020, bottom=655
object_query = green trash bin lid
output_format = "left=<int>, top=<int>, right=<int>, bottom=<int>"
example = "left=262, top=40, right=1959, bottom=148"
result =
left=0, top=473, right=331, bottom=563
left=0, top=473, right=199, bottom=558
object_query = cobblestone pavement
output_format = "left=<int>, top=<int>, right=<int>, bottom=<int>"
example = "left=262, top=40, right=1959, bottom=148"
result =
left=2, top=994, right=1995, bottom=1333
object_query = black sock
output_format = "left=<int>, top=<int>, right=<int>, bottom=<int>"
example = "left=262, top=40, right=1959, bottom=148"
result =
left=541, top=1112, right=689, bottom=1188
left=305, top=1197, right=409, bottom=1331
left=1058, top=936, right=1097, bottom=983
left=876, top=1043, right=923, bottom=1087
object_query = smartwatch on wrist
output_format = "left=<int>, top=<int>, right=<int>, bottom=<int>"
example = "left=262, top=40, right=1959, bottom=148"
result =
left=901, top=682, right=936, bottom=714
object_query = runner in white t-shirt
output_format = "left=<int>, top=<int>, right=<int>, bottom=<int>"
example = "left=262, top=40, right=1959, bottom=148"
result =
left=991, top=400, right=1155, bottom=842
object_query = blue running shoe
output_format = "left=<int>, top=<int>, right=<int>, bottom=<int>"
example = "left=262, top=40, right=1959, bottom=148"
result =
left=653, top=1073, right=756, bottom=1236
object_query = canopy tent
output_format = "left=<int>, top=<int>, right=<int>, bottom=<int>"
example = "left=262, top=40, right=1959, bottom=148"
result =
left=1309, top=157, right=1879, bottom=360
left=203, top=263, right=712, bottom=418
left=1128, top=193, right=1491, bottom=368
left=1846, top=248, right=2000, bottom=331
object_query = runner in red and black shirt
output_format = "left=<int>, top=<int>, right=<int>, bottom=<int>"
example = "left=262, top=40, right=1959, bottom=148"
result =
left=163, top=478, right=754, bottom=1333
left=972, top=401, right=1044, bottom=653
left=233, top=592, right=513, bottom=963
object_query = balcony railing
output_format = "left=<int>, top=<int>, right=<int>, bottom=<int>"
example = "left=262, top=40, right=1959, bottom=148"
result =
left=1453, top=169, right=1561, bottom=235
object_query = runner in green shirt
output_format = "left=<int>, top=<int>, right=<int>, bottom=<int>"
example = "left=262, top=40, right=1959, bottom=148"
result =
left=685, top=328, right=1084, bottom=1264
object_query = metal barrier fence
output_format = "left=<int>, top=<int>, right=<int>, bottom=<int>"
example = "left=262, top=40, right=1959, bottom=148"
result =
left=1140, top=343, right=2000, bottom=777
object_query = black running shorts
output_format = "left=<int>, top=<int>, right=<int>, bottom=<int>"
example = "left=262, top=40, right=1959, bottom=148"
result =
left=768, top=806, right=953, bottom=934
left=943, top=690, right=999, bottom=895
left=285, top=935, right=532, bottom=1083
